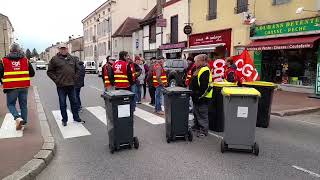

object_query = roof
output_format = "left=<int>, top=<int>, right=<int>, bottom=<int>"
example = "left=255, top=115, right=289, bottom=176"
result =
left=112, top=17, right=141, bottom=37
left=139, top=5, right=159, bottom=26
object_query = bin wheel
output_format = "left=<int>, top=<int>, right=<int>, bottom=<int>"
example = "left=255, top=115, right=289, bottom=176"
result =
left=253, top=143, right=259, bottom=156
left=221, top=139, right=227, bottom=153
left=133, top=137, right=139, bottom=149
left=128, top=143, right=133, bottom=149
left=166, top=136, right=171, bottom=143
left=109, top=144, right=115, bottom=154
left=187, top=130, right=193, bottom=142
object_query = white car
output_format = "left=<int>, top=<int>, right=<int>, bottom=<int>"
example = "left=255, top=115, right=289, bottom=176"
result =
left=84, top=60, right=97, bottom=74
left=36, top=61, right=47, bottom=70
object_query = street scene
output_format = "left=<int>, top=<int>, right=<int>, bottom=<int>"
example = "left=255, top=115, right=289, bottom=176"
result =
left=1, top=0, right=320, bottom=180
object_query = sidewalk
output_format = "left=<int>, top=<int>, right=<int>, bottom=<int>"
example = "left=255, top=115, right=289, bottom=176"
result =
left=271, top=90, right=320, bottom=116
left=0, top=87, right=43, bottom=179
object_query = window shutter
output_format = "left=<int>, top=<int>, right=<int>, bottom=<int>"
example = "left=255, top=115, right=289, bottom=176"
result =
left=208, top=0, right=217, bottom=20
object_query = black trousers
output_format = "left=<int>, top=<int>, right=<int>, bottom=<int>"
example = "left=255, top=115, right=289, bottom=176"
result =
left=149, top=86, right=156, bottom=105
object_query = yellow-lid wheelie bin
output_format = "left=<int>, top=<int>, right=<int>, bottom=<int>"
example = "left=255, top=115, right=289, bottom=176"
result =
left=242, top=81, right=277, bottom=128
left=221, top=87, right=261, bottom=155
left=209, top=82, right=237, bottom=132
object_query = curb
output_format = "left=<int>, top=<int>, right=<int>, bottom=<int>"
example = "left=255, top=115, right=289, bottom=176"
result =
left=3, top=86, right=55, bottom=180
left=271, top=107, right=320, bottom=117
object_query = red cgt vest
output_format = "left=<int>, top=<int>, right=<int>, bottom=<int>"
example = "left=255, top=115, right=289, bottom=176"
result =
left=103, top=64, right=112, bottom=88
left=152, top=64, right=167, bottom=87
left=185, top=64, right=196, bottom=87
left=112, top=60, right=130, bottom=89
left=2, top=57, right=30, bottom=89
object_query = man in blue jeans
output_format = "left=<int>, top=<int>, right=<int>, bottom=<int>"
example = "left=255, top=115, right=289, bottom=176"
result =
left=0, top=43, right=35, bottom=130
left=153, top=57, right=167, bottom=115
left=47, top=44, right=84, bottom=126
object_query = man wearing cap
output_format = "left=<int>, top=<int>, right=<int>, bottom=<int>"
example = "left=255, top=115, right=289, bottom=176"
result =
left=0, top=43, right=35, bottom=130
left=47, top=44, right=84, bottom=127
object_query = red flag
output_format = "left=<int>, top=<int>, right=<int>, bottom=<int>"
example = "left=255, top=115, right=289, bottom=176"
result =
left=232, top=49, right=260, bottom=83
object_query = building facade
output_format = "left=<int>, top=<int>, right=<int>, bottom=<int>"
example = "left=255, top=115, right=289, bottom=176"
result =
left=0, top=13, right=14, bottom=58
left=82, top=0, right=156, bottom=65
left=190, top=0, right=320, bottom=94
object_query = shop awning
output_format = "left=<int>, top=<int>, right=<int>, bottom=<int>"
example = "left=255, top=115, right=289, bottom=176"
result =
left=247, top=36, right=320, bottom=51
left=183, top=43, right=225, bottom=53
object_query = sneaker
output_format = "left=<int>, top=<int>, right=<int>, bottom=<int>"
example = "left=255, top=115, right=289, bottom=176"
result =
left=197, top=129, right=208, bottom=137
left=62, top=121, right=67, bottom=127
left=137, top=101, right=142, bottom=104
left=155, top=111, right=165, bottom=115
left=74, top=119, right=85, bottom=124
left=16, top=118, right=23, bottom=130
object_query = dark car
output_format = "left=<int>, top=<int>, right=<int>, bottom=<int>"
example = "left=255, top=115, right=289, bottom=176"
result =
left=164, top=59, right=188, bottom=87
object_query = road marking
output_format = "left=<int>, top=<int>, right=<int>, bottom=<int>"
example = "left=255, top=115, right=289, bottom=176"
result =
left=142, top=102, right=164, bottom=110
left=52, top=110, right=91, bottom=139
left=292, top=165, right=320, bottom=178
left=208, top=131, right=223, bottom=139
left=0, top=113, right=23, bottom=139
left=272, top=115, right=320, bottom=127
left=89, top=85, right=104, bottom=92
left=86, top=106, right=107, bottom=126
left=134, top=108, right=165, bottom=125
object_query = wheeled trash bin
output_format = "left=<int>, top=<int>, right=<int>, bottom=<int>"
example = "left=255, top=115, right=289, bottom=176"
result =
left=101, top=90, right=139, bottom=154
left=242, top=81, right=276, bottom=128
left=221, top=87, right=261, bottom=156
left=164, top=87, right=193, bottom=143
left=209, top=82, right=237, bottom=132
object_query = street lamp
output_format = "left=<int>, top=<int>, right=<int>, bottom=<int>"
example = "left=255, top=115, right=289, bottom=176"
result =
left=296, top=7, right=320, bottom=14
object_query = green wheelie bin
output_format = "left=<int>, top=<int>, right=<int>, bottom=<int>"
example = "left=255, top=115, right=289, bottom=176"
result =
left=209, top=82, right=237, bottom=132
left=242, top=81, right=277, bottom=128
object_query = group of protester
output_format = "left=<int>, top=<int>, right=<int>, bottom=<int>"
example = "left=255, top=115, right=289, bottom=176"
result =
left=0, top=42, right=238, bottom=134
left=102, top=51, right=167, bottom=115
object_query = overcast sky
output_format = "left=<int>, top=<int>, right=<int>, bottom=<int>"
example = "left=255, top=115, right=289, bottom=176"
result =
left=0, top=0, right=106, bottom=52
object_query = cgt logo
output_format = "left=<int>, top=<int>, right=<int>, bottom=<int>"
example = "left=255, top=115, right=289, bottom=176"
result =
left=11, top=61, right=21, bottom=67
left=114, top=64, right=122, bottom=73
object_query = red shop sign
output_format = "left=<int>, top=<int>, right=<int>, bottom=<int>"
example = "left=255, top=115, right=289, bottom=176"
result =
left=189, top=29, right=232, bottom=56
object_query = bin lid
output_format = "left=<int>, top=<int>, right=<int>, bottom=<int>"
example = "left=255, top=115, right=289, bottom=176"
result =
left=222, top=87, right=261, bottom=97
left=101, top=90, right=135, bottom=99
left=212, top=82, right=237, bottom=87
left=242, top=81, right=276, bottom=87
left=164, top=87, right=191, bottom=94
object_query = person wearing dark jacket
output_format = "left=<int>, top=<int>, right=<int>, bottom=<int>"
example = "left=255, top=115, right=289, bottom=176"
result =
left=146, top=57, right=156, bottom=106
left=0, top=43, right=35, bottom=130
left=224, top=57, right=239, bottom=83
left=102, top=56, right=115, bottom=91
left=47, top=44, right=84, bottom=126
left=75, top=61, right=85, bottom=112
left=189, top=54, right=213, bottom=137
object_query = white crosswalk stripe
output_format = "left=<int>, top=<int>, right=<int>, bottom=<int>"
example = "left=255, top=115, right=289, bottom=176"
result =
left=0, top=113, right=23, bottom=139
left=134, top=107, right=165, bottom=125
left=52, top=110, right=91, bottom=139
left=86, top=106, right=108, bottom=126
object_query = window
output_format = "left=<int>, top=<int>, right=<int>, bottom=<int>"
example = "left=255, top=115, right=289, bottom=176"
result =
left=115, top=39, right=117, bottom=48
left=235, top=0, right=248, bottom=14
left=103, top=11, right=105, bottom=15
left=272, top=0, right=291, bottom=5
left=208, top=0, right=217, bottom=20
left=108, top=40, right=111, bottom=50
left=149, top=23, right=156, bottom=43
left=170, top=15, right=178, bottom=43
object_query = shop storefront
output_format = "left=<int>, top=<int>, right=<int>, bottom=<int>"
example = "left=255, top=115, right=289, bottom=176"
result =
left=184, top=29, right=232, bottom=59
left=160, top=42, right=186, bottom=59
left=248, top=17, right=320, bottom=94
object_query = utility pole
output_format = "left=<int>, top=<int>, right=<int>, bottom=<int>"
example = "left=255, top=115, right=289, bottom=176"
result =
left=2, top=22, right=7, bottom=56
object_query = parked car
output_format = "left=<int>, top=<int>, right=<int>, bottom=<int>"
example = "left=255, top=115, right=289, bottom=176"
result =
left=36, top=60, right=47, bottom=70
left=164, top=59, right=188, bottom=87
left=84, top=60, right=97, bottom=74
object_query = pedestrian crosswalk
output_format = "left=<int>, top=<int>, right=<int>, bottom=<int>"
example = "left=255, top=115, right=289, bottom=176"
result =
left=52, top=110, right=91, bottom=139
left=0, top=113, right=23, bottom=139
left=51, top=104, right=196, bottom=140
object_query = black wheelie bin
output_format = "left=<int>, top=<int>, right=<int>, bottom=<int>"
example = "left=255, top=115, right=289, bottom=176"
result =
left=242, top=81, right=277, bottom=128
left=209, top=82, right=237, bottom=132
left=101, top=90, right=139, bottom=154
left=164, top=87, right=193, bottom=143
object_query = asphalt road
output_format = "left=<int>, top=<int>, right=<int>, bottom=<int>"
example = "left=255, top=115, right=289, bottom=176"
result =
left=33, top=70, right=320, bottom=180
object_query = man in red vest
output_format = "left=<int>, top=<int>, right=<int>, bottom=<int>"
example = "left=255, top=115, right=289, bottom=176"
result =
left=102, top=56, right=115, bottom=91
left=153, top=57, right=167, bottom=115
left=112, top=51, right=133, bottom=90
left=0, top=43, right=35, bottom=130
